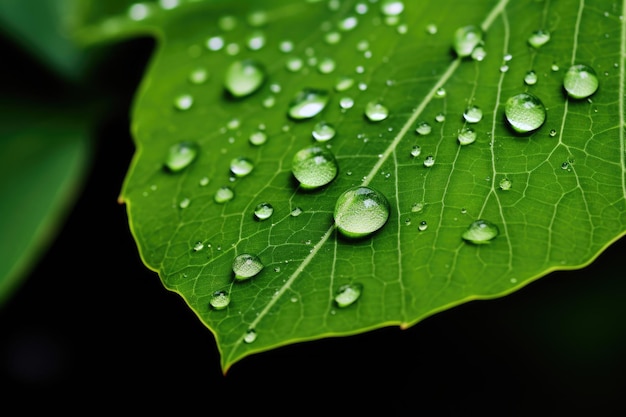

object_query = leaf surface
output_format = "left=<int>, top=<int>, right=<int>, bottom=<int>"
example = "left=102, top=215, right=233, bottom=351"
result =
left=87, top=0, right=626, bottom=371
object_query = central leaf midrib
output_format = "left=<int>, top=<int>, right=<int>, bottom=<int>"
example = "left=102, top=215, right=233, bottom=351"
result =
left=227, top=0, right=511, bottom=362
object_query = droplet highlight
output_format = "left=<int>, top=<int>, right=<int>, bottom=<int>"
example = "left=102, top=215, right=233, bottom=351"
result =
left=453, top=25, right=483, bottom=57
left=232, top=253, right=264, bottom=280
left=504, top=92, right=546, bottom=133
left=254, top=202, right=274, bottom=220
left=334, top=186, right=390, bottom=238
left=288, top=88, right=330, bottom=120
left=364, top=101, right=389, bottom=122
left=312, top=121, right=336, bottom=142
left=292, top=146, right=338, bottom=189
left=209, top=290, right=230, bottom=310
left=164, top=141, right=198, bottom=173
left=563, top=64, right=599, bottom=99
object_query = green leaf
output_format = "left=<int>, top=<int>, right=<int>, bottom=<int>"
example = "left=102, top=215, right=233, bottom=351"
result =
left=101, top=0, right=626, bottom=372
left=0, top=103, right=91, bottom=305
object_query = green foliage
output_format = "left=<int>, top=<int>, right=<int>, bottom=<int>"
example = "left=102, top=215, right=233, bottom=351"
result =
left=2, top=0, right=626, bottom=373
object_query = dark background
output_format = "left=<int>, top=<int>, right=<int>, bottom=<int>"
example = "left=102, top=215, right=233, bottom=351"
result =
left=1, top=37, right=625, bottom=414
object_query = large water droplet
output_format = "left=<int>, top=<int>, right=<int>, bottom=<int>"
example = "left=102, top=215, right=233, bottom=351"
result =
left=461, top=219, right=499, bottom=244
left=504, top=92, right=546, bottom=133
left=463, top=105, right=483, bottom=123
left=288, top=89, right=330, bottom=120
left=457, top=127, right=477, bottom=145
left=312, top=121, right=336, bottom=141
left=527, top=29, right=551, bottom=48
left=232, top=253, right=264, bottom=280
left=334, top=283, right=363, bottom=307
left=453, top=25, right=483, bottom=57
left=563, top=64, right=599, bottom=99
left=334, top=186, right=390, bottom=238
left=224, top=60, right=266, bottom=98
left=254, top=202, right=274, bottom=220
left=364, top=101, right=389, bottom=122
left=164, top=141, right=198, bottom=172
left=230, top=157, right=254, bottom=177
left=292, top=146, right=338, bottom=189
left=209, top=290, right=230, bottom=310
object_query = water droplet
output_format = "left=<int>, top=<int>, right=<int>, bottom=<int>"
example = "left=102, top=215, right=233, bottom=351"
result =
left=334, top=186, right=390, bottom=238
left=193, top=241, right=204, bottom=252
left=339, top=97, right=355, bottom=109
left=254, top=202, right=274, bottom=220
left=128, top=3, right=151, bottom=21
left=290, top=207, right=303, bottom=217
left=435, top=113, right=445, bottom=123
left=527, top=29, right=551, bottom=48
left=286, top=56, right=304, bottom=72
left=499, top=177, right=512, bottom=190
left=426, top=23, right=438, bottom=34
left=524, top=70, right=538, bottom=86
left=218, top=15, right=237, bottom=31
left=230, top=157, right=254, bottom=177
left=247, top=10, right=268, bottom=27
left=179, top=197, right=190, bottom=209
left=246, top=31, right=266, bottom=50
left=563, top=64, right=599, bottom=99
left=209, top=290, right=230, bottom=310
left=206, top=36, right=225, bottom=51
left=332, top=283, right=364, bottom=308
left=423, top=155, right=435, bottom=167
left=324, top=31, right=341, bottom=44
left=418, top=220, right=428, bottom=231
left=463, top=105, right=483, bottom=123
left=288, top=88, right=330, bottom=120
left=461, top=219, right=499, bottom=244
left=214, top=186, right=234, bottom=203
left=189, top=68, right=209, bottom=84
left=435, top=87, right=446, bottom=98
left=292, top=146, right=338, bottom=189
left=164, top=141, right=198, bottom=172
left=224, top=60, right=266, bottom=98
left=453, top=25, right=483, bottom=58
left=415, top=121, right=432, bottom=135
left=249, top=130, right=268, bottom=146
left=318, top=57, right=336, bottom=74
left=232, top=253, right=264, bottom=280
left=499, top=64, right=509, bottom=73
left=364, top=101, right=389, bottom=122
left=174, top=94, right=193, bottom=110
left=312, top=121, right=336, bottom=142
left=471, top=45, right=487, bottom=61
left=411, top=202, right=424, bottom=213
left=334, top=76, right=355, bottom=92
left=380, top=0, right=404, bottom=16
left=339, top=16, right=359, bottom=31
left=457, top=127, right=477, bottom=145
left=199, top=177, right=209, bottom=186
left=504, top=92, right=546, bottom=133
left=243, top=328, right=257, bottom=343
left=549, top=129, right=557, bottom=137
left=410, top=145, right=421, bottom=157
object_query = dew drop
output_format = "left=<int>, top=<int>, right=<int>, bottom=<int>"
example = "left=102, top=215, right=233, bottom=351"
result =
left=415, top=121, right=432, bottom=135
left=549, top=129, right=557, bottom=137
left=334, top=186, right=390, bottom=238
left=199, top=176, right=210, bottom=186
left=471, top=45, right=487, bottom=61
left=174, top=94, right=193, bottom=110
left=179, top=197, right=190, bottom=209
left=463, top=105, right=483, bottom=123
left=426, top=23, right=438, bottom=34
left=410, top=145, right=421, bottom=157
left=461, top=219, right=499, bottom=244
left=290, top=207, right=303, bottom=217
left=254, top=202, right=274, bottom=220
left=224, top=60, right=266, bottom=98
left=499, top=177, right=512, bottom=190
left=292, top=146, right=338, bottom=189
left=380, top=0, right=404, bottom=16
left=232, top=253, right=264, bottom=280
left=418, top=220, right=428, bottom=231
left=411, top=202, right=424, bottom=213
left=453, top=25, right=483, bottom=58
left=435, top=87, right=446, bottom=98
left=312, top=121, right=336, bottom=142
left=324, top=31, right=341, bottom=44
left=334, top=76, right=355, bottom=92
left=423, top=155, right=435, bottom=167
left=246, top=31, right=266, bottom=50
left=317, top=57, right=336, bottom=74
left=504, top=92, right=546, bottom=133
left=206, top=36, right=224, bottom=51
left=249, top=130, right=268, bottom=146
left=189, top=68, right=209, bottom=84
left=457, top=127, right=477, bottom=145
left=286, top=56, right=304, bottom=72
left=209, top=290, right=230, bottom=310
left=364, top=101, right=389, bottom=122
left=527, top=29, right=551, bottom=48
left=193, top=241, right=204, bottom=252
left=435, top=113, right=445, bottom=123
left=164, top=141, right=198, bottom=173
left=243, top=329, right=257, bottom=343
left=338, top=16, right=359, bottom=31
left=524, top=70, right=538, bottom=86
left=230, top=157, right=254, bottom=177
left=288, top=88, right=330, bottom=120
left=563, top=64, right=599, bottom=99
left=214, top=186, right=234, bottom=203
left=339, top=97, right=355, bottom=109
left=334, top=283, right=363, bottom=307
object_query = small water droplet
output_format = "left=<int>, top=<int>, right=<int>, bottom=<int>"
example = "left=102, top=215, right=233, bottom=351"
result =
left=243, top=328, right=257, bottom=343
left=254, top=202, right=274, bottom=220
left=317, top=57, right=336, bottom=74
left=179, top=197, right=190, bottom=209
left=230, top=157, right=254, bottom=177
left=551, top=63, right=560, bottom=72
left=527, top=29, right=551, bottom=48
left=499, top=177, right=512, bottom=190
left=500, top=64, right=509, bottom=73
left=426, top=23, right=438, bottom=34
left=415, top=121, right=432, bottom=135
left=288, top=88, right=330, bottom=120
left=334, top=76, right=355, bottom=92
left=524, top=70, right=538, bottom=86
left=463, top=105, right=483, bottom=123
left=365, top=101, right=389, bottom=122
left=224, top=60, right=266, bottom=98
left=199, top=177, right=210, bottom=186
left=471, top=45, right=487, bottom=61
left=549, top=129, right=557, bottom=137
left=193, top=241, right=204, bottom=252
left=246, top=31, right=266, bottom=50
left=189, top=68, right=209, bottom=84
left=410, top=145, right=421, bottom=157
left=232, top=253, right=264, bottom=280
left=411, top=202, right=424, bottom=213
left=339, top=97, right=355, bottom=109
left=563, top=64, right=599, bottom=99
left=334, top=283, right=363, bottom=307
left=292, top=146, right=338, bottom=189
left=312, top=121, right=336, bottom=142
left=214, top=186, right=234, bottom=203
left=128, top=3, right=151, bottom=21
left=435, top=87, right=446, bottom=98
left=453, top=25, right=483, bottom=57
left=174, top=94, right=193, bottom=110
left=324, top=31, right=342, bottom=44
left=285, top=56, right=304, bottom=72
left=435, top=113, right=445, bottom=123
left=423, top=155, right=435, bottom=167
left=462, top=219, right=499, bottom=244
left=504, top=92, right=546, bottom=133
left=334, top=186, right=390, bottom=238
left=164, top=141, right=198, bottom=172
left=338, top=15, right=359, bottom=31
left=249, top=130, right=268, bottom=146
left=279, top=40, right=294, bottom=53
left=380, top=0, right=404, bottom=16
left=206, top=36, right=225, bottom=51
left=457, top=127, right=477, bottom=145
left=209, top=290, right=230, bottom=310
left=290, top=207, right=303, bottom=217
